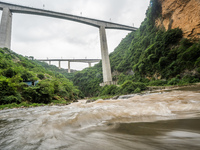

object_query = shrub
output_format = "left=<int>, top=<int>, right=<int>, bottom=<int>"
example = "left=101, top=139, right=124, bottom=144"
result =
left=1, top=95, right=21, bottom=105
left=37, top=80, right=54, bottom=103
left=21, top=70, right=35, bottom=82
left=37, top=73, right=45, bottom=80
left=168, top=78, right=180, bottom=85
left=120, top=80, right=146, bottom=94
left=163, top=28, right=183, bottom=46
left=22, top=86, right=40, bottom=103
left=178, top=43, right=200, bottom=62
left=22, top=80, right=54, bottom=104
left=0, top=58, right=10, bottom=69
left=0, top=78, right=19, bottom=104
left=179, top=75, right=200, bottom=85
left=195, top=57, right=200, bottom=67
left=100, top=85, right=119, bottom=96
left=158, top=57, right=168, bottom=68
left=4, top=68, right=17, bottom=78
left=134, top=87, right=141, bottom=93
left=148, top=80, right=167, bottom=86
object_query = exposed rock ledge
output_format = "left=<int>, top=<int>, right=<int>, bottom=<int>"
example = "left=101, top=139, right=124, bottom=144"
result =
left=156, top=0, right=200, bottom=39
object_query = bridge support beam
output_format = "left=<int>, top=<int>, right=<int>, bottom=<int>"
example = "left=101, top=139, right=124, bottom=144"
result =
left=49, top=61, right=51, bottom=65
left=68, top=61, right=71, bottom=73
left=99, top=26, right=113, bottom=85
left=88, top=62, right=91, bottom=67
left=58, top=61, right=61, bottom=69
left=0, top=8, right=12, bottom=49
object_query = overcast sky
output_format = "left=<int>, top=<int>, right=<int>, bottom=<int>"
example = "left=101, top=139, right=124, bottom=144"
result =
left=0, top=0, right=149, bottom=70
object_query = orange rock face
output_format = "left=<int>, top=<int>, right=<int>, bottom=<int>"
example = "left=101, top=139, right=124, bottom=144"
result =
left=156, top=0, right=200, bottom=39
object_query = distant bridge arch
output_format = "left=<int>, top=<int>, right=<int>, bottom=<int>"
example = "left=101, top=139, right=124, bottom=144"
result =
left=0, top=2, right=137, bottom=85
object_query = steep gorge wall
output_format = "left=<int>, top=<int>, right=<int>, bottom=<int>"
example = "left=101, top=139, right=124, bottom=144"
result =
left=156, top=0, right=200, bottom=39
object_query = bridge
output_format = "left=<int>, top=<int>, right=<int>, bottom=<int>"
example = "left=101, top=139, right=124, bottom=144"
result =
left=0, top=1, right=137, bottom=86
left=37, top=58, right=101, bottom=73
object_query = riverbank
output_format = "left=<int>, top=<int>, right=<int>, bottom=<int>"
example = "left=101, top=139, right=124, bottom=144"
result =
left=147, top=82, right=200, bottom=91
left=87, top=82, right=200, bottom=101
left=0, top=100, right=72, bottom=110
left=1, top=83, right=200, bottom=111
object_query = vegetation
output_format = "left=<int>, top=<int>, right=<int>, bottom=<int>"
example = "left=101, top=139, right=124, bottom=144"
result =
left=72, top=0, right=200, bottom=97
left=1, top=0, right=200, bottom=109
left=0, top=48, right=82, bottom=109
left=100, top=81, right=146, bottom=96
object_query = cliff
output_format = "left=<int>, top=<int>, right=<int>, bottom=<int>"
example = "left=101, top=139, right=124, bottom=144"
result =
left=156, top=0, right=200, bottom=39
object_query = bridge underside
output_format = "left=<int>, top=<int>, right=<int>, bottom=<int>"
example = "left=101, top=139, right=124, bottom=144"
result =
left=0, top=2, right=137, bottom=85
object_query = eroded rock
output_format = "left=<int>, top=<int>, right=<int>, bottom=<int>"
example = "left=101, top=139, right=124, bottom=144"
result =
left=156, top=0, right=200, bottom=39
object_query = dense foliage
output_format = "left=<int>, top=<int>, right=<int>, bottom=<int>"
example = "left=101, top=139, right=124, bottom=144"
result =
left=1, top=0, right=200, bottom=104
left=0, top=48, right=81, bottom=106
left=33, top=60, right=75, bottom=80
left=72, top=0, right=200, bottom=97
left=73, top=63, right=103, bottom=97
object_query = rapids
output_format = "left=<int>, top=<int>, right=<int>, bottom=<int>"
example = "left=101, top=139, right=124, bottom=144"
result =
left=0, top=87, right=200, bottom=150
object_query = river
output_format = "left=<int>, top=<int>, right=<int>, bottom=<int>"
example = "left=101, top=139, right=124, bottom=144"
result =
left=0, top=86, right=200, bottom=150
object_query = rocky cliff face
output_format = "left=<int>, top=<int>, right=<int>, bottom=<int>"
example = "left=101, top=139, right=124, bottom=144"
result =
left=156, top=0, right=200, bottom=39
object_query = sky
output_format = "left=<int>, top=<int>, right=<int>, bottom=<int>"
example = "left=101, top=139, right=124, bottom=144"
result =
left=0, top=0, right=150, bottom=70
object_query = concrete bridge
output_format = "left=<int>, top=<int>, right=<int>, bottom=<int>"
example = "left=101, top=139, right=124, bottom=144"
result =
left=0, top=1, right=137, bottom=86
left=37, top=58, right=101, bottom=73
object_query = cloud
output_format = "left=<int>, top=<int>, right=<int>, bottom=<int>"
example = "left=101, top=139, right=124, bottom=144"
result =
left=0, top=0, right=149, bottom=70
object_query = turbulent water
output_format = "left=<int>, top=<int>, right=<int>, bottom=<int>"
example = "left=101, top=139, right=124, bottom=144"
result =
left=0, top=86, right=200, bottom=150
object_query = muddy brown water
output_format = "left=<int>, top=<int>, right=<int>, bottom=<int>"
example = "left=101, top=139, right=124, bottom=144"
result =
left=0, top=86, right=200, bottom=150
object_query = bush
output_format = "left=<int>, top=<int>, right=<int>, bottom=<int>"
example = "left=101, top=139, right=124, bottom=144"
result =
left=37, top=80, right=54, bottom=103
left=1, top=95, right=21, bottom=105
left=178, top=43, right=200, bottom=63
left=134, top=87, right=141, bottom=93
left=148, top=80, right=167, bottom=86
left=179, top=75, right=200, bottom=85
left=22, top=86, right=40, bottom=103
left=0, top=78, right=19, bottom=105
left=21, top=70, right=37, bottom=82
left=100, top=85, right=119, bottom=96
left=168, top=78, right=180, bottom=85
left=22, top=80, right=54, bottom=104
left=163, top=28, right=183, bottom=46
left=37, top=73, right=45, bottom=80
left=195, top=57, right=200, bottom=67
left=120, top=80, right=146, bottom=94
left=0, top=58, right=10, bottom=69
left=4, top=68, right=17, bottom=78
left=158, top=57, right=168, bottom=68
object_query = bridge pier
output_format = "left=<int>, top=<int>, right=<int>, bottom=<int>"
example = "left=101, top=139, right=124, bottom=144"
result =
left=68, top=61, right=71, bottom=73
left=0, top=8, right=12, bottom=49
left=88, top=62, right=91, bottom=67
left=49, top=61, right=51, bottom=65
left=0, top=2, right=136, bottom=85
left=99, top=26, right=113, bottom=85
left=58, top=61, right=61, bottom=69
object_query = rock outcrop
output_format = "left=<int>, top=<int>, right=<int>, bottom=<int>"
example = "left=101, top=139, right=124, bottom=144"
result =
left=156, top=0, right=200, bottom=39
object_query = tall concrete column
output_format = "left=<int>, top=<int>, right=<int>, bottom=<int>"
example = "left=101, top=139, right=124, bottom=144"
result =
left=58, top=61, right=61, bottom=69
left=68, top=61, right=71, bottom=73
left=88, top=62, right=91, bottom=67
left=49, top=61, right=51, bottom=65
left=99, top=26, right=112, bottom=83
left=0, top=8, right=12, bottom=49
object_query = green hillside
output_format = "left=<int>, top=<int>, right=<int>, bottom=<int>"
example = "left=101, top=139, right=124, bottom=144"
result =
left=0, top=48, right=82, bottom=108
left=72, top=0, right=200, bottom=97
left=1, top=0, right=200, bottom=104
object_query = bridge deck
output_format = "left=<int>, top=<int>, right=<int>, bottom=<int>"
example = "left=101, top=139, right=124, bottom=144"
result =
left=36, top=59, right=101, bottom=63
left=0, top=2, right=137, bottom=31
